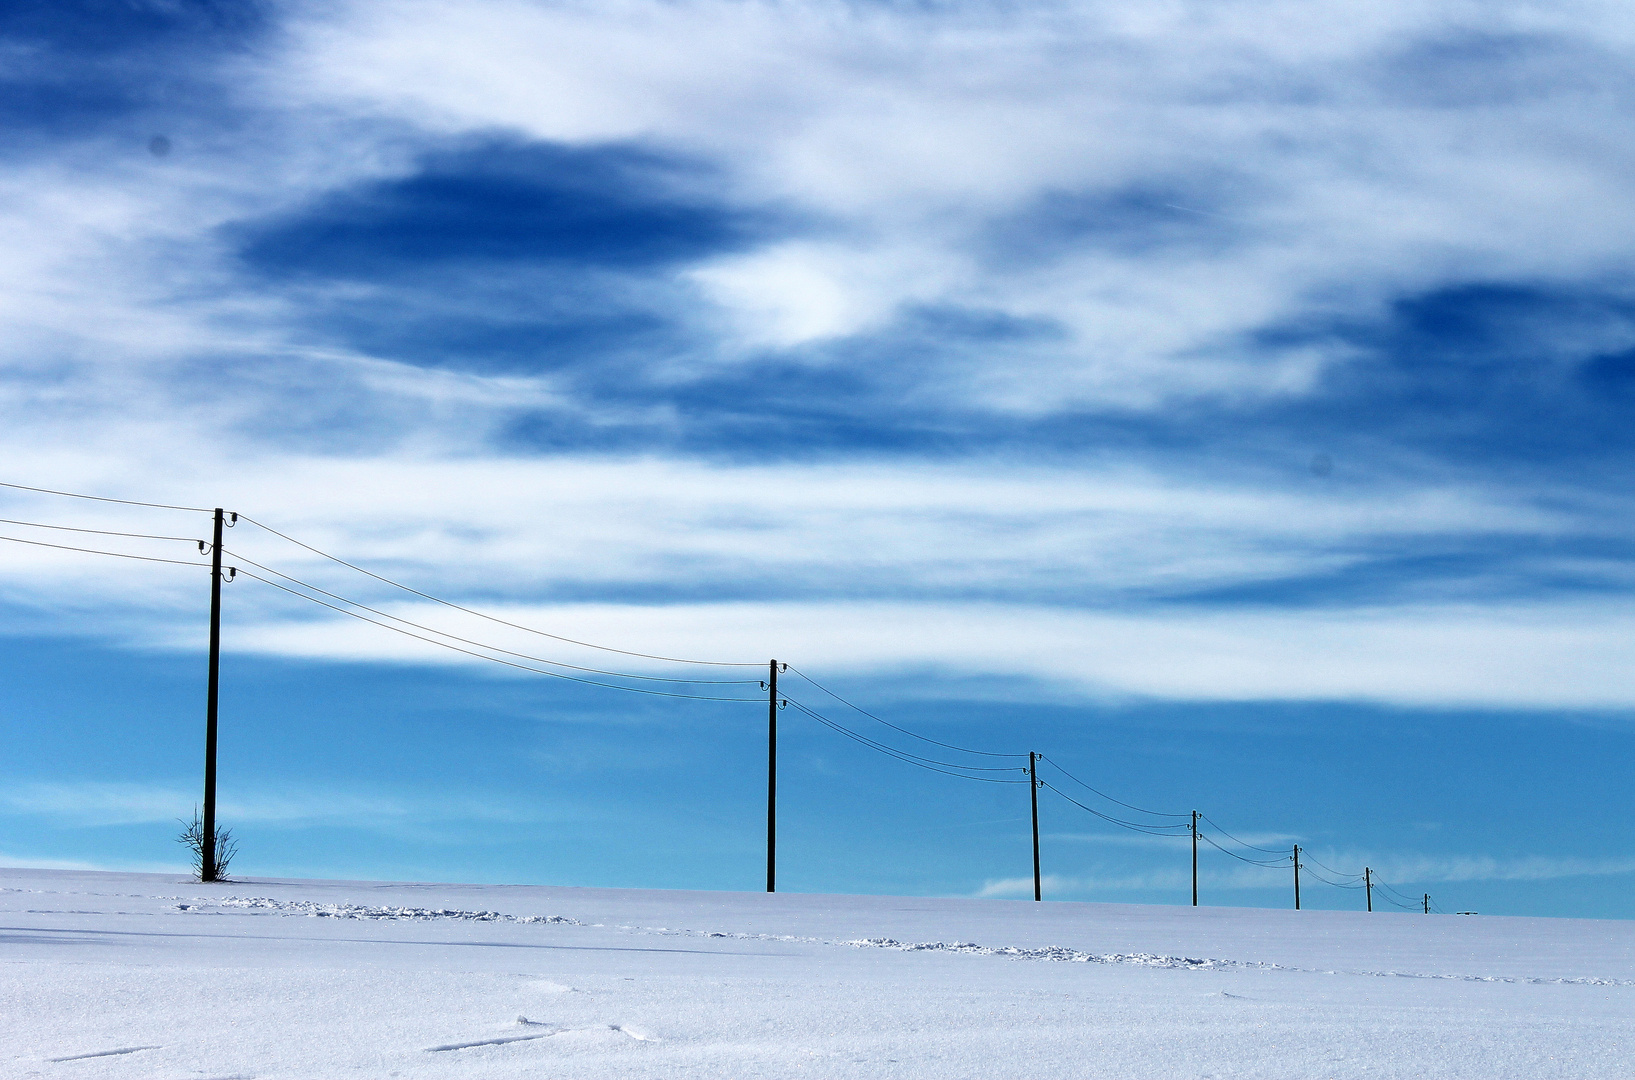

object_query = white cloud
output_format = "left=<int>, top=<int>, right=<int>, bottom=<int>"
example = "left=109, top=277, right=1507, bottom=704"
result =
left=0, top=851, right=184, bottom=874
left=688, top=240, right=961, bottom=348
left=976, top=851, right=1635, bottom=898
left=2, top=450, right=1630, bottom=708
left=1316, top=851, right=1635, bottom=886
left=212, top=596, right=1635, bottom=709
left=261, top=0, right=1635, bottom=406
left=4, top=0, right=1635, bottom=717
left=0, top=781, right=533, bottom=830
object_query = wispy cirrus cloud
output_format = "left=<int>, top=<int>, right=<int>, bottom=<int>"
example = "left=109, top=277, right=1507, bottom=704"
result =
left=0, top=781, right=543, bottom=830
left=977, top=852, right=1635, bottom=899
left=3, top=0, right=1635, bottom=718
left=262, top=0, right=1635, bottom=411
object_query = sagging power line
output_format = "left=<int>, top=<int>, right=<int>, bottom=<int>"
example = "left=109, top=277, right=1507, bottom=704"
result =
left=1, top=478, right=1464, bottom=912
left=236, top=514, right=763, bottom=667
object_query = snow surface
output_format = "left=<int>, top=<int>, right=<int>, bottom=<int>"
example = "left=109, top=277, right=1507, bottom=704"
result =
left=2, top=868, right=1630, bottom=1078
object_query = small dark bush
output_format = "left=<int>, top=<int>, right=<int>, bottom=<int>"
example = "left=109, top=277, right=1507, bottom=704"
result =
left=176, top=808, right=238, bottom=881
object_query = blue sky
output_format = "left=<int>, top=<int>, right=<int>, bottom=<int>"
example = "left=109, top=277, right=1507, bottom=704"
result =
left=3, top=0, right=1635, bottom=918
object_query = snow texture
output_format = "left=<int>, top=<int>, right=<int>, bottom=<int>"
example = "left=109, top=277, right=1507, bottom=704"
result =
left=2, top=868, right=1631, bottom=1077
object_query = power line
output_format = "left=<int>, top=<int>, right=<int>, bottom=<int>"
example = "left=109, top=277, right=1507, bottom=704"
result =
left=783, top=665, right=1026, bottom=758
left=0, top=532, right=209, bottom=568
left=782, top=698, right=1030, bottom=782
left=0, top=483, right=1476, bottom=912
left=1375, top=879, right=1424, bottom=906
left=781, top=697, right=1027, bottom=780
left=1301, top=863, right=1367, bottom=889
left=223, top=549, right=759, bottom=686
left=0, top=480, right=211, bottom=514
left=237, top=514, right=762, bottom=668
left=1039, top=781, right=1194, bottom=835
left=234, top=567, right=764, bottom=703
left=1374, top=878, right=1410, bottom=897
left=1300, top=851, right=1365, bottom=881
left=0, top=517, right=203, bottom=543
left=1372, top=886, right=1419, bottom=910
left=1198, top=831, right=1292, bottom=867
left=1038, top=755, right=1189, bottom=818
left=1198, top=813, right=1291, bottom=854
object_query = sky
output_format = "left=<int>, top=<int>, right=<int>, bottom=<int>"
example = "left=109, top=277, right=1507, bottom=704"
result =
left=2, top=0, right=1635, bottom=918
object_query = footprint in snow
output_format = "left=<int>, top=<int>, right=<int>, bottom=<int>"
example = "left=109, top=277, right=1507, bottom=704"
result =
left=426, top=1021, right=657, bottom=1052
left=47, top=1046, right=160, bottom=1062
left=425, top=1033, right=556, bottom=1053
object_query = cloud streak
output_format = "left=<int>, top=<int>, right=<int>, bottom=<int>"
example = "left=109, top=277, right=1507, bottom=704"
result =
left=266, top=0, right=1635, bottom=409
left=4, top=0, right=1635, bottom=718
left=0, top=781, right=539, bottom=830
left=976, top=852, right=1635, bottom=899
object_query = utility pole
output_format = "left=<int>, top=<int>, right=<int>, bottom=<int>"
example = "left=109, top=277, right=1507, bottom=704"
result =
left=1029, top=751, right=1041, bottom=902
left=1365, top=867, right=1372, bottom=912
left=1191, top=810, right=1198, bottom=907
left=200, top=508, right=232, bottom=883
left=1292, top=844, right=1301, bottom=911
left=1423, top=893, right=1431, bottom=915
left=766, top=660, right=782, bottom=894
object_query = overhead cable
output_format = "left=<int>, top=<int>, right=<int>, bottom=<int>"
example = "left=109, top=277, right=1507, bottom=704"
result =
left=782, top=698, right=1030, bottom=781
left=1039, top=781, right=1195, bottom=836
left=223, top=549, right=758, bottom=686
left=0, top=481, right=1471, bottom=915
left=1300, top=851, right=1365, bottom=881
left=0, top=517, right=203, bottom=543
left=1199, top=813, right=1291, bottom=854
left=1301, top=864, right=1366, bottom=889
left=1039, top=755, right=1190, bottom=818
left=1376, top=879, right=1424, bottom=906
left=1373, top=882, right=1425, bottom=908
left=1198, top=831, right=1292, bottom=867
left=235, top=568, right=763, bottom=703
left=783, top=665, right=1026, bottom=758
left=237, top=514, right=762, bottom=667
left=0, top=533, right=209, bottom=568
left=0, top=480, right=212, bottom=514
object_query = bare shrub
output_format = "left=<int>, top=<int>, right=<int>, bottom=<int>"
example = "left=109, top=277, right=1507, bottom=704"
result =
left=176, top=808, right=239, bottom=881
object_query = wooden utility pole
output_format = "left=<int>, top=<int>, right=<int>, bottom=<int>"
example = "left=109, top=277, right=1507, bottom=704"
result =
left=1365, top=867, right=1373, bottom=912
left=766, top=660, right=781, bottom=893
left=1292, top=844, right=1301, bottom=910
left=1029, top=752, right=1041, bottom=902
left=1423, top=893, right=1431, bottom=915
left=1191, top=810, right=1198, bottom=906
left=201, top=507, right=226, bottom=882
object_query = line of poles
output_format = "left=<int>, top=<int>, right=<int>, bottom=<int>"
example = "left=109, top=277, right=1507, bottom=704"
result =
left=758, top=660, right=1437, bottom=912
left=0, top=484, right=1456, bottom=910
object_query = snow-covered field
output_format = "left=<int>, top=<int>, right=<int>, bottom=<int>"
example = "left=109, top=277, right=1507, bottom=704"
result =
left=2, top=869, right=1630, bottom=1078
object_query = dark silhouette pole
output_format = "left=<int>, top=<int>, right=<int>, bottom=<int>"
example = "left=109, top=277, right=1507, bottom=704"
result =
left=1293, top=844, right=1301, bottom=910
left=1191, top=810, right=1198, bottom=906
left=1365, top=867, right=1373, bottom=912
left=201, top=508, right=225, bottom=882
left=766, top=660, right=780, bottom=893
left=1029, top=751, right=1041, bottom=901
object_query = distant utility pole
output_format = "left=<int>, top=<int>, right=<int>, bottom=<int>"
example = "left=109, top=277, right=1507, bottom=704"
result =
left=1365, top=867, right=1373, bottom=912
left=766, top=660, right=784, bottom=894
left=1292, top=844, right=1301, bottom=911
left=1423, top=893, right=1431, bottom=915
left=1191, top=810, right=1199, bottom=907
left=200, top=507, right=235, bottom=883
left=1029, top=752, right=1041, bottom=902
